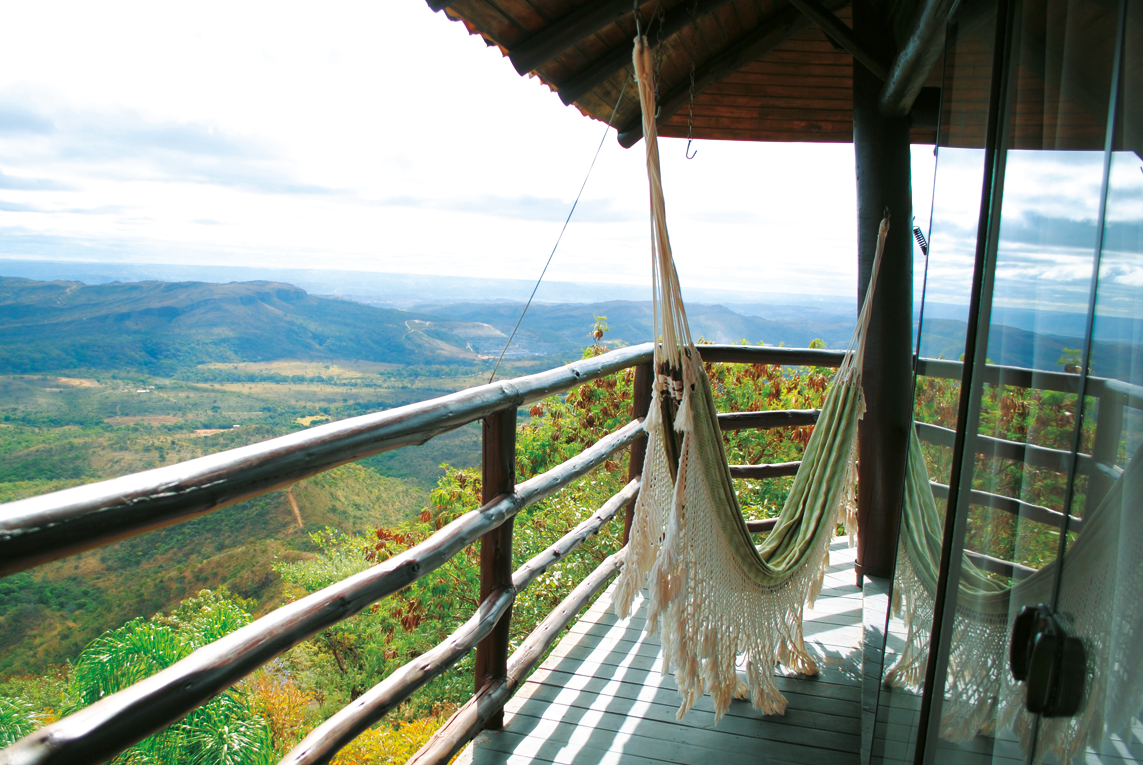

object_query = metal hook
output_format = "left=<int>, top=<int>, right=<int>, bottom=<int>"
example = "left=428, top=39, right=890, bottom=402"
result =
left=685, top=139, right=698, bottom=159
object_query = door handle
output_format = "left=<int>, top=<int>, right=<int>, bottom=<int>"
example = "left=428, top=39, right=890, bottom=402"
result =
left=1009, top=604, right=1085, bottom=718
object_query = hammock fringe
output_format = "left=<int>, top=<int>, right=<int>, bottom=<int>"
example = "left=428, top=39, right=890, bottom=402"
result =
left=613, top=32, right=890, bottom=722
left=886, top=430, right=1143, bottom=764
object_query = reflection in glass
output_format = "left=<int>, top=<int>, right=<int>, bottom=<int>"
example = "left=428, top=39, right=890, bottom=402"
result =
left=1046, top=2, right=1143, bottom=760
left=869, top=6, right=999, bottom=765
left=875, top=0, right=1129, bottom=762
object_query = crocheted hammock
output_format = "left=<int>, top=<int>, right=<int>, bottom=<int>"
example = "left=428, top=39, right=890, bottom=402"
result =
left=612, top=36, right=886, bottom=721
left=887, top=431, right=1143, bottom=764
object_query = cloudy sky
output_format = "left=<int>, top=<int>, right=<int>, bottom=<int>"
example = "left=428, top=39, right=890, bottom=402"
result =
left=0, top=0, right=944, bottom=302
left=0, top=1, right=1133, bottom=311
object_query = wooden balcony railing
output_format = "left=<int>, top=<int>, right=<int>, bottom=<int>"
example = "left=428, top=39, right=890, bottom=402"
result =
left=1, top=342, right=1138, bottom=765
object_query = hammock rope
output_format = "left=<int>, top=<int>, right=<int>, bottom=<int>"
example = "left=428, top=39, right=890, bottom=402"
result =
left=613, top=35, right=889, bottom=721
left=888, top=432, right=1143, bottom=764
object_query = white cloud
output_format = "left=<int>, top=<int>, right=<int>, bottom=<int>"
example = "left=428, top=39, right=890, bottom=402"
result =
left=0, top=0, right=946, bottom=301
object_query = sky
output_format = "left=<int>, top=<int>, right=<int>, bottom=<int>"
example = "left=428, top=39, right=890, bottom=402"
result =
left=0, top=1, right=1133, bottom=312
left=0, top=0, right=940, bottom=302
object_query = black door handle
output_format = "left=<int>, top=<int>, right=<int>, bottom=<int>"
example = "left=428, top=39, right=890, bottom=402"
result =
left=1009, top=604, right=1085, bottom=718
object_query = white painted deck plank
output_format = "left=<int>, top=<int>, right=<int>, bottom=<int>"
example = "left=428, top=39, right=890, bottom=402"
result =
left=461, top=539, right=863, bottom=764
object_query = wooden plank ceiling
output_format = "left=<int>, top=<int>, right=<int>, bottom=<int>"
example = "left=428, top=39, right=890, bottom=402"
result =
left=433, top=0, right=1129, bottom=152
left=438, top=0, right=940, bottom=146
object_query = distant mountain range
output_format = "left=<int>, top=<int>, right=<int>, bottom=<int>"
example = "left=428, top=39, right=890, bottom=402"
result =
left=417, top=300, right=858, bottom=357
left=0, top=278, right=444, bottom=374
left=0, top=258, right=856, bottom=312
left=2, top=270, right=1135, bottom=384
left=0, top=276, right=863, bottom=374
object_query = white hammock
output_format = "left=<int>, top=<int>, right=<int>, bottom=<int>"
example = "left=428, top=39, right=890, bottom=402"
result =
left=613, top=36, right=887, bottom=721
left=888, top=430, right=1143, bottom=764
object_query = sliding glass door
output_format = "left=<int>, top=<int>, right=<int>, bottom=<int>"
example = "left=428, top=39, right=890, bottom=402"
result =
left=873, top=0, right=1140, bottom=763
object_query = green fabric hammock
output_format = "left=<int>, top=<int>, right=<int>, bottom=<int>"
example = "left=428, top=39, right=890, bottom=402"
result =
left=612, top=35, right=886, bottom=721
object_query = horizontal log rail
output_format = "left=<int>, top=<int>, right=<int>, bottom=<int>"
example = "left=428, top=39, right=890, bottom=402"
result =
left=1097, top=462, right=1124, bottom=481
left=509, top=479, right=639, bottom=589
left=929, top=482, right=1083, bottom=532
left=914, top=356, right=1111, bottom=399
left=408, top=550, right=627, bottom=765
left=746, top=517, right=779, bottom=533
left=280, top=479, right=640, bottom=765
left=698, top=344, right=846, bottom=367
left=915, top=421, right=1094, bottom=476
left=718, top=408, right=821, bottom=431
left=1104, top=378, right=1143, bottom=410
left=964, top=550, right=1036, bottom=581
left=284, top=587, right=513, bottom=765
left=730, top=461, right=802, bottom=479
left=0, top=422, right=644, bottom=765
left=0, top=343, right=654, bottom=577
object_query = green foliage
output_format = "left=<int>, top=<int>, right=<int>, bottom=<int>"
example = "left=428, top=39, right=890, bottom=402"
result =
left=589, top=315, right=609, bottom=345
left=274, top=341, right=832, bottom=725
left=912, top=375, right=1094, bottom=574
left=0, top=573, right=104, bottom=617
left=0, top=696, right=45, bottom=747
left=1, top=336, right=868, bottom=759
left=702, top=342, right=835, bottom=522
left=2, top=589, right=275, bottom=764
left=0, top=366, right=467, bottom=679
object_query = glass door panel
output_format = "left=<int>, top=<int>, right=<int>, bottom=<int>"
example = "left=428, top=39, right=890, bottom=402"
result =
left=1047, top=4, right=1143, bottom=762
left=870, top=6, right=1000, bottom=765
left=901, top=0, right=1122, bottom=763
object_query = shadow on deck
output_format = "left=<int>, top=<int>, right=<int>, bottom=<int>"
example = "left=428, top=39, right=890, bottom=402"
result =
left=460, top=539, right=864, bottom=765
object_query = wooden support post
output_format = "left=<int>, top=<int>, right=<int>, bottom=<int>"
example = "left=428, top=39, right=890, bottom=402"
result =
left=474, top=408, right=516, bottom=729
left=624, top=364, right=654, bottom=545
left=853, top=0, right=913, bottom=584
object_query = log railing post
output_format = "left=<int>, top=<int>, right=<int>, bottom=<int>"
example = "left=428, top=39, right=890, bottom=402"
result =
left=624, top=364, right=654, bottom=545
left=474, top=407, right=517, bottom=729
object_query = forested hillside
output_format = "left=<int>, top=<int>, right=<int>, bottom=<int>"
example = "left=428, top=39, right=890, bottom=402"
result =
left=0, top=278, right=470, bottom=374
left=0, top=341, right=836, bottom=763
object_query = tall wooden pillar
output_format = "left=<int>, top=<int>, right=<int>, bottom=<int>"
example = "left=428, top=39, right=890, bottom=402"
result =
left=853, top=0, right=913, bottom=582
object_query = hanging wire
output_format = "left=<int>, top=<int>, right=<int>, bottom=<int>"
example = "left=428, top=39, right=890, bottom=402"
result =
left=486, top=73, right=634, bottom=385
left=685, top=0, right=699, bottom=159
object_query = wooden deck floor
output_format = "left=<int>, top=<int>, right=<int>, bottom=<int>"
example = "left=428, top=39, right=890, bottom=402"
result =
left=459, top=539, right=864, bottom=765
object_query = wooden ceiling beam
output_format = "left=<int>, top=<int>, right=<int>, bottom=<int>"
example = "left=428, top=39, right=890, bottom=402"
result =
left=617, top=0, right=848, bottom=147
left=787, top=0, right=888, bottom=80
left=555, top=0, right=736, bottom=106
left=426, top=0, right=455, bottom=14
left=878, top=0, right=958, bottom=115
left=509, top=0, right=637, bottom=75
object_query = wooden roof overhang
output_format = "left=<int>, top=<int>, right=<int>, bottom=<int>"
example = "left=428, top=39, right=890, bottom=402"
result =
left=428, top=0, right=949, bottom=146
left=427, top=0, right=1128, bottom=152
